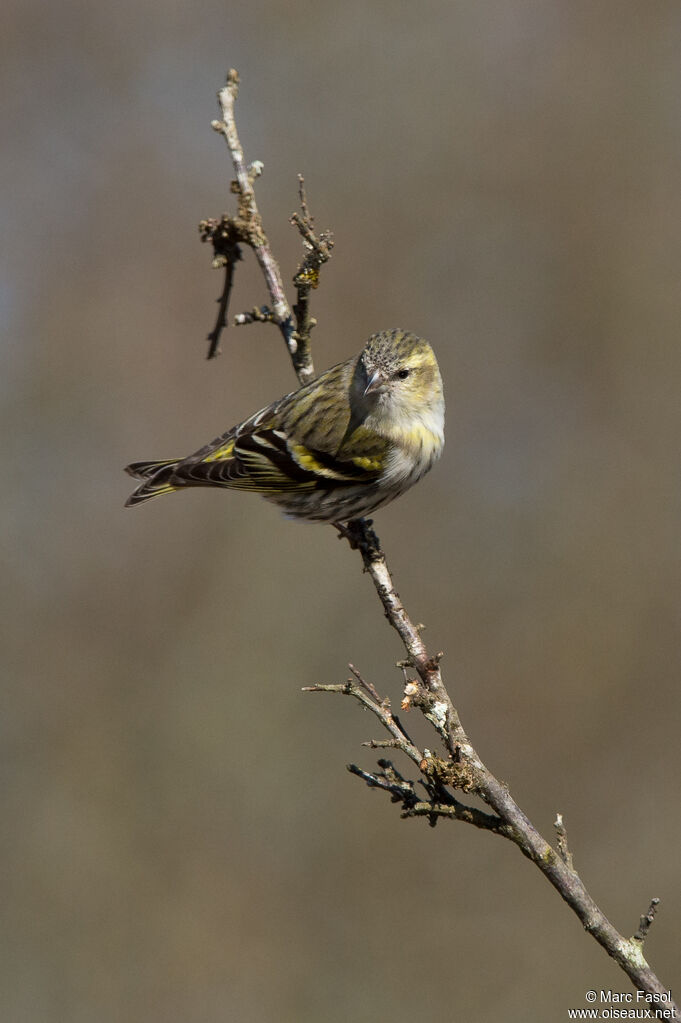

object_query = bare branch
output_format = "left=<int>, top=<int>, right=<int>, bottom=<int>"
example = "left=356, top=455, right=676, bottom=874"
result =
left=289, top=175, right=334, bottom=381
left=212, top=72, right=291, bottom=324
left=302, top=680, right=422, bottom=768
left=209, top=70, right=313, bottom=383
left=332, top=518, right=677, bottom=1008
left=196, top=70, right=677, bottom=1014
left=198, top=215, right=242, bottom=358
left=206, top=264, right=235, bottom=359
left=361, top=738, right=409, bottom=750
left=402, top=800, right=509, bottom=835
left=348, top=662, right=381, bottom=703
left=347, top=760, right=419, bottom=806
left=336, top=519, right=470, bottom=756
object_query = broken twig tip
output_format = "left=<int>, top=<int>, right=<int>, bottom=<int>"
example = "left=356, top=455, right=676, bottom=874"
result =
left=633, top=898, right=661, bottom=945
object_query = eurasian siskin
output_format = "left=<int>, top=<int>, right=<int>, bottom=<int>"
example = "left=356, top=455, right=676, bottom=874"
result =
left=125, top=329, right=444, bottom=523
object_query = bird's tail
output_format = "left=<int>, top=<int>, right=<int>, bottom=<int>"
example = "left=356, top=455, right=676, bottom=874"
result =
left=125, top=458, right=180, bottom=507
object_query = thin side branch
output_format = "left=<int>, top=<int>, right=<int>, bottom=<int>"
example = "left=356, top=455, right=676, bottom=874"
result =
left=210, top=70, right=317, bottom=381
left=402, top=799, right=510, bottom=835
left=198, top=215, right=243, bottom=358
left=207, top=76, right=333, bottom=382
left=234, top=305, right=275, bottom=326
left=633, top=898, right=661, bottom=945
left=347, top=760, right=419, bottom=806
left=289, top=175, right=334, bottom=380
left=213, top=73, right=294, bottom=332
left=302, top=680, right=422, bottom=768
left=553, top=813, right=575, bottom=871
left=348, top=662, right=381, bottom=703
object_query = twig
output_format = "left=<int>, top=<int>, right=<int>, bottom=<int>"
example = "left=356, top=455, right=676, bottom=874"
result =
left=210, top=71, right=316, bottom=384
left=337, top=519, right=469, bottom=754
left=347, top=761, right=419, bottom=806
left=633, top=898, right=661, bottom=946
left=234, top=305, right=275, bottom=326
left=207, top=263, right=235, bottom=358
left=306, top=681, right=523, bottom=836
left=289, top=175, right=334, bottom=376
left=348, top=662, right=382, bottom=703
left=302, top=680, right=422, bottom=768
left=553, top=813, right=575, bottom=871
left=361, top=738, right=408, bottom=750
left=212, top=73, right=295, bottom=345
left=198, top=215, right=242, bottom=359
left=401, top=799, right=509, bottom=834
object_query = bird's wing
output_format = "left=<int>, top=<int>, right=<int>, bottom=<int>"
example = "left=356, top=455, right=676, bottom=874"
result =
left=171, top=401, right=387, bottom=493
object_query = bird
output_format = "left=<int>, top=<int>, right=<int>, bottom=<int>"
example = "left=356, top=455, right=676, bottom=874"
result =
left=125, top=328, right=444, bottom=523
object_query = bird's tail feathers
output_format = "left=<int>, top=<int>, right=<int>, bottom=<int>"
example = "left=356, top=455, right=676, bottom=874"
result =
left=125, top=459, right=179, bottom=507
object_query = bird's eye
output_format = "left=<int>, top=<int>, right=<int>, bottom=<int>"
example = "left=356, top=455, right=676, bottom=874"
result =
left=396, top=368, right=411, bottom=380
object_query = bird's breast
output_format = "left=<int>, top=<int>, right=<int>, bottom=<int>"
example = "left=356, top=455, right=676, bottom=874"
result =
left=382, top=425, right=444, bottom=487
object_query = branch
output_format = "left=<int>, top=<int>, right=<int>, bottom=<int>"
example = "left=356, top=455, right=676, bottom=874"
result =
left=212, top=72, right=294, bottom=348
left=302, top=677, right=423, bottom=768
left=198, top=215, right=242, bottom=358
left=290, top=174, right=334, bottom=376
left=200, top=69, right=677, bottom=1014
left=207, top=70, right=327, bottom=384
left=326, top=518, right=678, bottom=1009
left=304, top=677, right=507, bottom=835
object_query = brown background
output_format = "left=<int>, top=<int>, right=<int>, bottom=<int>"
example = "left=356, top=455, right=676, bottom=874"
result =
left=4, top=2, right=680, bottom=1020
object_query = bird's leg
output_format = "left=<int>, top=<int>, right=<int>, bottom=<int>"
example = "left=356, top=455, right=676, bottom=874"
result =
left=333, top=518, right=375, bottom=552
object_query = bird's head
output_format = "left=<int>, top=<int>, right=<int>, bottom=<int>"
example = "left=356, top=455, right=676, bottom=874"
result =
left=355, top=329, right=444, bottom=433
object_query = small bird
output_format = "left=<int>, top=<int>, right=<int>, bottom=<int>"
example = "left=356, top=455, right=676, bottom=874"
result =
left=125, top=329, right=444, bottom=523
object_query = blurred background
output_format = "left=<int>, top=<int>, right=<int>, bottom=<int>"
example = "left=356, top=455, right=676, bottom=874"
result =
left=3, top=2, right=680, bottom=1019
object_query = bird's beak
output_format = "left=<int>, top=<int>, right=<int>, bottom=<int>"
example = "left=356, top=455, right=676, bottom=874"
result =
left=364, top=369, right=385, bottom=396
